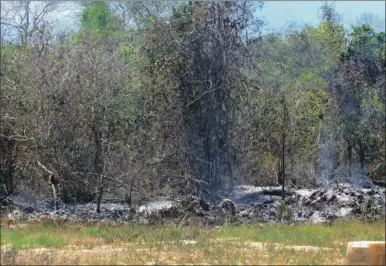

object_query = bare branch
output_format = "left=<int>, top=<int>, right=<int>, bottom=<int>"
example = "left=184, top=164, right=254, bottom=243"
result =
left=37, top=160, right=53, bottom=175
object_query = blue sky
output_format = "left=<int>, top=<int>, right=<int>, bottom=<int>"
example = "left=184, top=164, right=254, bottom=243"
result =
left=37, top=1, right=386, bottom=36
left=259, top=1, right=385, bottom=33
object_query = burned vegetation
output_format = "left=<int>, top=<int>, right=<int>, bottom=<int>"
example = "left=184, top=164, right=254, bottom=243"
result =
left=1, top=2, right=385, bottom=225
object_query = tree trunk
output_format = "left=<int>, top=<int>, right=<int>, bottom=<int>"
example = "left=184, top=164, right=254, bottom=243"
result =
left=96, top=185, right=104, bottom=213
left=6, top=148, right=15, bottom=195
left=348, top=143, right=352, bottom=179
left=3, top=134, right=15, bottom=195
left=125, top=190, right=131, bottom=209
left=93, top=126, right=104, bottom=213
left=281, top=95, right=286, bottom=200
left=129, top=178, right=134, bottom=209
left=358, top=141, right=365, bottom=183
left=51, top=182, right=57, bottom=210
left=22, top=2, right=31, bottom=46
left=37, top=161, right=57, bottom=208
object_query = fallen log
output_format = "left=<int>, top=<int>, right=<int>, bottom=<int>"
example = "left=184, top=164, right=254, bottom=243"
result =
left=263, top=188, right=294, bottom=196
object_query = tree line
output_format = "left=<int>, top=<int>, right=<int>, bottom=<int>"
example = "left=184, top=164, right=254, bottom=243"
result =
left=1, top=1, right=385, bottom=208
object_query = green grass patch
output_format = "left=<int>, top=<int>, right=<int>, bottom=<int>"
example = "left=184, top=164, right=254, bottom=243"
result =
left=213, top=219, right=385, bottom=249
left=1, top=227, right=68, bottom=249
left=1, top=218, right=384, bottom=251
left=1, top=218, right=384, bottom=265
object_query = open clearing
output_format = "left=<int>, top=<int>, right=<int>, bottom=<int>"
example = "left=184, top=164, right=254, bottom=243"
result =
left=1, top=219, right=384, bottom=265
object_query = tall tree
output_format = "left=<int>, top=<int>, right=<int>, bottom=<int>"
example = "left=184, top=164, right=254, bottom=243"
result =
left=79, top=1, right=121, bottom=39
left=331, top=24, right=385, bottom=185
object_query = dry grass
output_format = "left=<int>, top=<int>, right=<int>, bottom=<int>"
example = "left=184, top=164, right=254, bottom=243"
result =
left=0, top=241, right=347, bottom=265
left=1, top=218, right=384, bottom=265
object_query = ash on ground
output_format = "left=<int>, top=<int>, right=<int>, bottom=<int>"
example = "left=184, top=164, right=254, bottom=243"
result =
left=1, top=183, right=385, bottom=226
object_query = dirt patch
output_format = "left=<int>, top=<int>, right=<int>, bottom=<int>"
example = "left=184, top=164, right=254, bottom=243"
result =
left=245, top=242, right=332, bottom=251
left=0, top=241, right=344, bottom=265
left=3, top=239, right=332, bottom=253
left=6, top=223, right=28, bottom=229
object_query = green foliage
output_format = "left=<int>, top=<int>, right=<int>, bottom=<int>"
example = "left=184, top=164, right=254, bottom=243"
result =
left=295, top=72, right=328, bottom=124
left=303, top=21, right=347, bottom=69
left=262, top=153, right=276, bottom=168
left=76, top=1, right=122, bottom=42
left=172, top=3, right=195, bottom=29
left=276, top=200, right=293, bottom=222
left=0, top=44, right=31, bottom=76
left=138, top=15, right=157, bottom=31
left=81, top=1, right=118, bottom=34
left=359, top=198, right=383, bottom=222
left=119, top=37, right=142, bottom=62
left=362, top=94, right=384, bottom=113
left=1, top=1, right=385, bottom=203
left=348, top=24, right=386, bottom=57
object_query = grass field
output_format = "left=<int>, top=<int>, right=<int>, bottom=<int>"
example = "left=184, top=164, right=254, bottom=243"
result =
left=1, top=218, right=384, bottom=265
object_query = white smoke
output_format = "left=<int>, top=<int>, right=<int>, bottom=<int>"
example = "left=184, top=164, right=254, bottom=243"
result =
left=319, top=137, right=334, bottom=191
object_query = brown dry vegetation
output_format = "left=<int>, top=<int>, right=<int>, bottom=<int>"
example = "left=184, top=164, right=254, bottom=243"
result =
left=1, top=219, right=384, bottom=265
left=1, top=2, right=385, bottom=209
left=2, top=244, right=347, bottom=265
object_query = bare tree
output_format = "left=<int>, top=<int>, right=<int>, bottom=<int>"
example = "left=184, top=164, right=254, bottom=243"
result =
left=112, top=1, right=173, bottom=31
left=356, top=12, right=385, bottom=32
left=37, top=161, right=58, bottom=208
left=0, top=1, right=59, bottom=45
